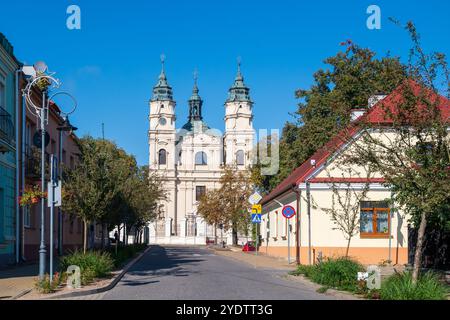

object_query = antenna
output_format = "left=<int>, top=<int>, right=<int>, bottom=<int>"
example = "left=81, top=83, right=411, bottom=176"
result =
left=102, top=122, right=105, bottom=140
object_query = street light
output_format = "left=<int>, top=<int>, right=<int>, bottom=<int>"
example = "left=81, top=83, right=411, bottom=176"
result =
left=57, top=115, right=77, bottom=256
left=23, top=62, right=77, bottom=281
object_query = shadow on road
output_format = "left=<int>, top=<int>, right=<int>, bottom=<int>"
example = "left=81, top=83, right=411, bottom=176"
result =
left=126, top=246, right=205, bottom=279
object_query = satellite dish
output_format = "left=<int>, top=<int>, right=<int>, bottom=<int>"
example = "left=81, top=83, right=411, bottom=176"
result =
left=33, top=61, right=48, bottom=74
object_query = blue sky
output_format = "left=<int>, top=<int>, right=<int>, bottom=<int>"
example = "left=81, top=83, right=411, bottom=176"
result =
left=1, top=0, right=449, bottom=165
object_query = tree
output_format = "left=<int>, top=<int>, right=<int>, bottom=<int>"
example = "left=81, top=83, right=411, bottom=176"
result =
left=125, top=166, right=166, bottom=243
left=319, top=167, right=371, bottom=257
left=345, top=22, right=449, bottom=283
left=254, top=42, right=406, bottom=191
left=62, top=136, right=150, bottom=252
left=197, top=166, right=254, bottom=245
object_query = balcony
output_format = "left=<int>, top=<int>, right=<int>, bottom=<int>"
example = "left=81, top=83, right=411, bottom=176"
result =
left=25, top=147, right=49, bottom=180
left=0, top=106, right=15, bottom=153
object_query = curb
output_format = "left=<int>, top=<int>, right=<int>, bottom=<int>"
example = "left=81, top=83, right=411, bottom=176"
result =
left=11, top=289, right=32, bottom=300
left=18, top=246, right=152, bottom=300
left=284, top=274, right=363, bottom=300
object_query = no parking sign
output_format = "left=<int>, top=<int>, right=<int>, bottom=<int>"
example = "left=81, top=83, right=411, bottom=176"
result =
left=281, top=205, right=296, bottom=219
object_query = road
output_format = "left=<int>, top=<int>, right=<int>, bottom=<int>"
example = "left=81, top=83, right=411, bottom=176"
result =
left=77, top=245, right=336, bottom=300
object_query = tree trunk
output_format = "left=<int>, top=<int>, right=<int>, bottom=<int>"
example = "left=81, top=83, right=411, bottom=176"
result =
left=100, top=222, right=105, bottom=249
left=122, top=223, right=126, bottom=245
left=83, top=220, right=88, bottom=254
left=412, top=211, right=427, bottom=283
left=345, top=237, right=352, bottom=257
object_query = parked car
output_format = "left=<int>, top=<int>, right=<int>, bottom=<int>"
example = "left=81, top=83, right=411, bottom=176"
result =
left=242, top=241, right=256, bottom=252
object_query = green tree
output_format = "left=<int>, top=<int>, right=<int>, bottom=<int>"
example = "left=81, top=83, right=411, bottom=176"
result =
left=345, top=22, right=449, bottom=283
left=254, top=42, right=407, bottom=191
left=62, top=136, right=152, bottom=252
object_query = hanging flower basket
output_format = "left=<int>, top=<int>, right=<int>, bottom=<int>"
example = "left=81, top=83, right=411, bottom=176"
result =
left=20, top=185, right=47, bottom=207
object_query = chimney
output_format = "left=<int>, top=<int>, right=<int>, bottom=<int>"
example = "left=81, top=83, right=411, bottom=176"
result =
left=368, top=94, right=387, bottom=108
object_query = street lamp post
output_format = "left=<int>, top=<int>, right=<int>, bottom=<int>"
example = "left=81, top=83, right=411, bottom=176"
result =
left=38, top=90, right=47, bottom=280
left=23, top=62, right=77, bottom=280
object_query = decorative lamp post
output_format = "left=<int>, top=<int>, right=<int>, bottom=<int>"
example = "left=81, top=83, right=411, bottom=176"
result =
left=23, top=62, right=77, bottom=281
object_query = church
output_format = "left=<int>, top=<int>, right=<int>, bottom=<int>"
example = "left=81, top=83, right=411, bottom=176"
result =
left=148, top=58, right=255, bottom=245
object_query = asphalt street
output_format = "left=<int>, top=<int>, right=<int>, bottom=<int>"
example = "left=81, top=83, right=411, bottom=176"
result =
left=80, top=245, right=336, bottom=300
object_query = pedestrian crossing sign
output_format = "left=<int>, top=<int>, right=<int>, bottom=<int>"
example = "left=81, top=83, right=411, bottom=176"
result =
left=251, top=214, right=262, bottom=224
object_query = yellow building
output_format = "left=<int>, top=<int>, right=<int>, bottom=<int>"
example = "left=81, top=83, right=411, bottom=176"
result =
left=260, top=83, right=450, bottom=266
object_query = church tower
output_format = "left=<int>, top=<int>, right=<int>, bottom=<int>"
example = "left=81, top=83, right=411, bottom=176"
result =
left=149, top=55, right=177, bottom=172
left=224, top=59, right=255, bottom=168
left=148, top=55, right=178, bottom=231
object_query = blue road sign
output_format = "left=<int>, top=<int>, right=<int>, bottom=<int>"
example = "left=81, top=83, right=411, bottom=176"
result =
left=251, top=214, right=262, bottom=224
left=282, top=205, right=296, bottom=219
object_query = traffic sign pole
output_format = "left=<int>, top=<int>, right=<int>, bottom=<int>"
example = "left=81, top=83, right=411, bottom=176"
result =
left=288, top=220, right=290, bottom=264
left=281, top=205, right=296, bottom=264
left=256, top=224, right=258, bottom=256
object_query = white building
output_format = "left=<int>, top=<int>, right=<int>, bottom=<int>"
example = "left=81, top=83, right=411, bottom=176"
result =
left=148, top=59, right=255, bottom=245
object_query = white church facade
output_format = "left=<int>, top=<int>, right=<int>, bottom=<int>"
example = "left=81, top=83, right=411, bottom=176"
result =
left=147, top=59, right=255, bottom=245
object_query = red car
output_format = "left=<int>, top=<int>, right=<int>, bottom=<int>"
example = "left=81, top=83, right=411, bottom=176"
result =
left=242, top=241, right=256, bottom=252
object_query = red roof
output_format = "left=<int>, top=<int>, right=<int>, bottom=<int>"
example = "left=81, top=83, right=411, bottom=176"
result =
left=261, top=80, right=449, bottom=205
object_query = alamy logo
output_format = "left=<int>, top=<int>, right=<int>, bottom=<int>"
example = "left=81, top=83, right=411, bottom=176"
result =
left=366, top=5, right=381, bottom=30
left=66, top=5, right=81, bottom=30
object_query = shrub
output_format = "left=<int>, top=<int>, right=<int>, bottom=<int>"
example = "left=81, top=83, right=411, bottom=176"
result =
left=291, top=257, right=364, bottom=292
left=34, top=273, right=62, bottom=294
left=59, top=250, right=114, bottom=285
left=380, top=271, right=447, bottom=300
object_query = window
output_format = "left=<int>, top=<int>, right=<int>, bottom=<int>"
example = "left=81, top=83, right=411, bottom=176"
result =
left=0, top=81, right=5, bottom=108
left=195, top=151, right=207, bottom=165
left=51, top=139, right=56, bottom=155
left=360, top=201, right=390, bottom=238
left=23, top=206, right=31, bottom=228
left=25, top=122, right=32, bottom=155
left=158, top=149, right=167, bottom=165
left=236, top=150, right=245, bottom=165
left=70, top=155, right=74, bottom=169
left=196, top=186, right=206, bottom=201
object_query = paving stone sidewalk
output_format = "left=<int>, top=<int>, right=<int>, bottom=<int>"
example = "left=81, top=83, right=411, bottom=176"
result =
left=0, top=264, right=38, bottom=300
left=210, top=246, right=297, bottom=271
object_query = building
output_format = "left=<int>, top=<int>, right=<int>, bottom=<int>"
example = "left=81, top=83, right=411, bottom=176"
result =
left=148, top=60, right=255, bottom=245
left=260, top=82, right=449, bottom=266
left=0, top=33, right=20, bottom=267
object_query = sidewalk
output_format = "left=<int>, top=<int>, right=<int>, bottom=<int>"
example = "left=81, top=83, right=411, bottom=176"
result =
left=0, top=263, right=38, bottom=300
left=209, top=246, right=297, bottom=271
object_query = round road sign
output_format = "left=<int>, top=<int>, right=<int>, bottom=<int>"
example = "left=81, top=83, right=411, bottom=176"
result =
left=282, top=205, right=296, bottom=219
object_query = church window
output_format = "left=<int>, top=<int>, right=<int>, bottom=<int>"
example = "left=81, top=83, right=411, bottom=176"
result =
left=195, top=151, right=207, bottom=165
left=196, top=186, right=206, bottom=201
left=158, top=149, right=167, bottom=165
left=236, top=150, right=245, bottom=165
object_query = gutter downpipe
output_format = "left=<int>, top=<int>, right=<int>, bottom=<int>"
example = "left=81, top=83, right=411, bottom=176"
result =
left=306, top=179, right=312, bottom=265
left=293, top=185, right=301, bottom=265
left=15, top=69, right=20, bottom=263
left=21, top=72, right=26, bottom=261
